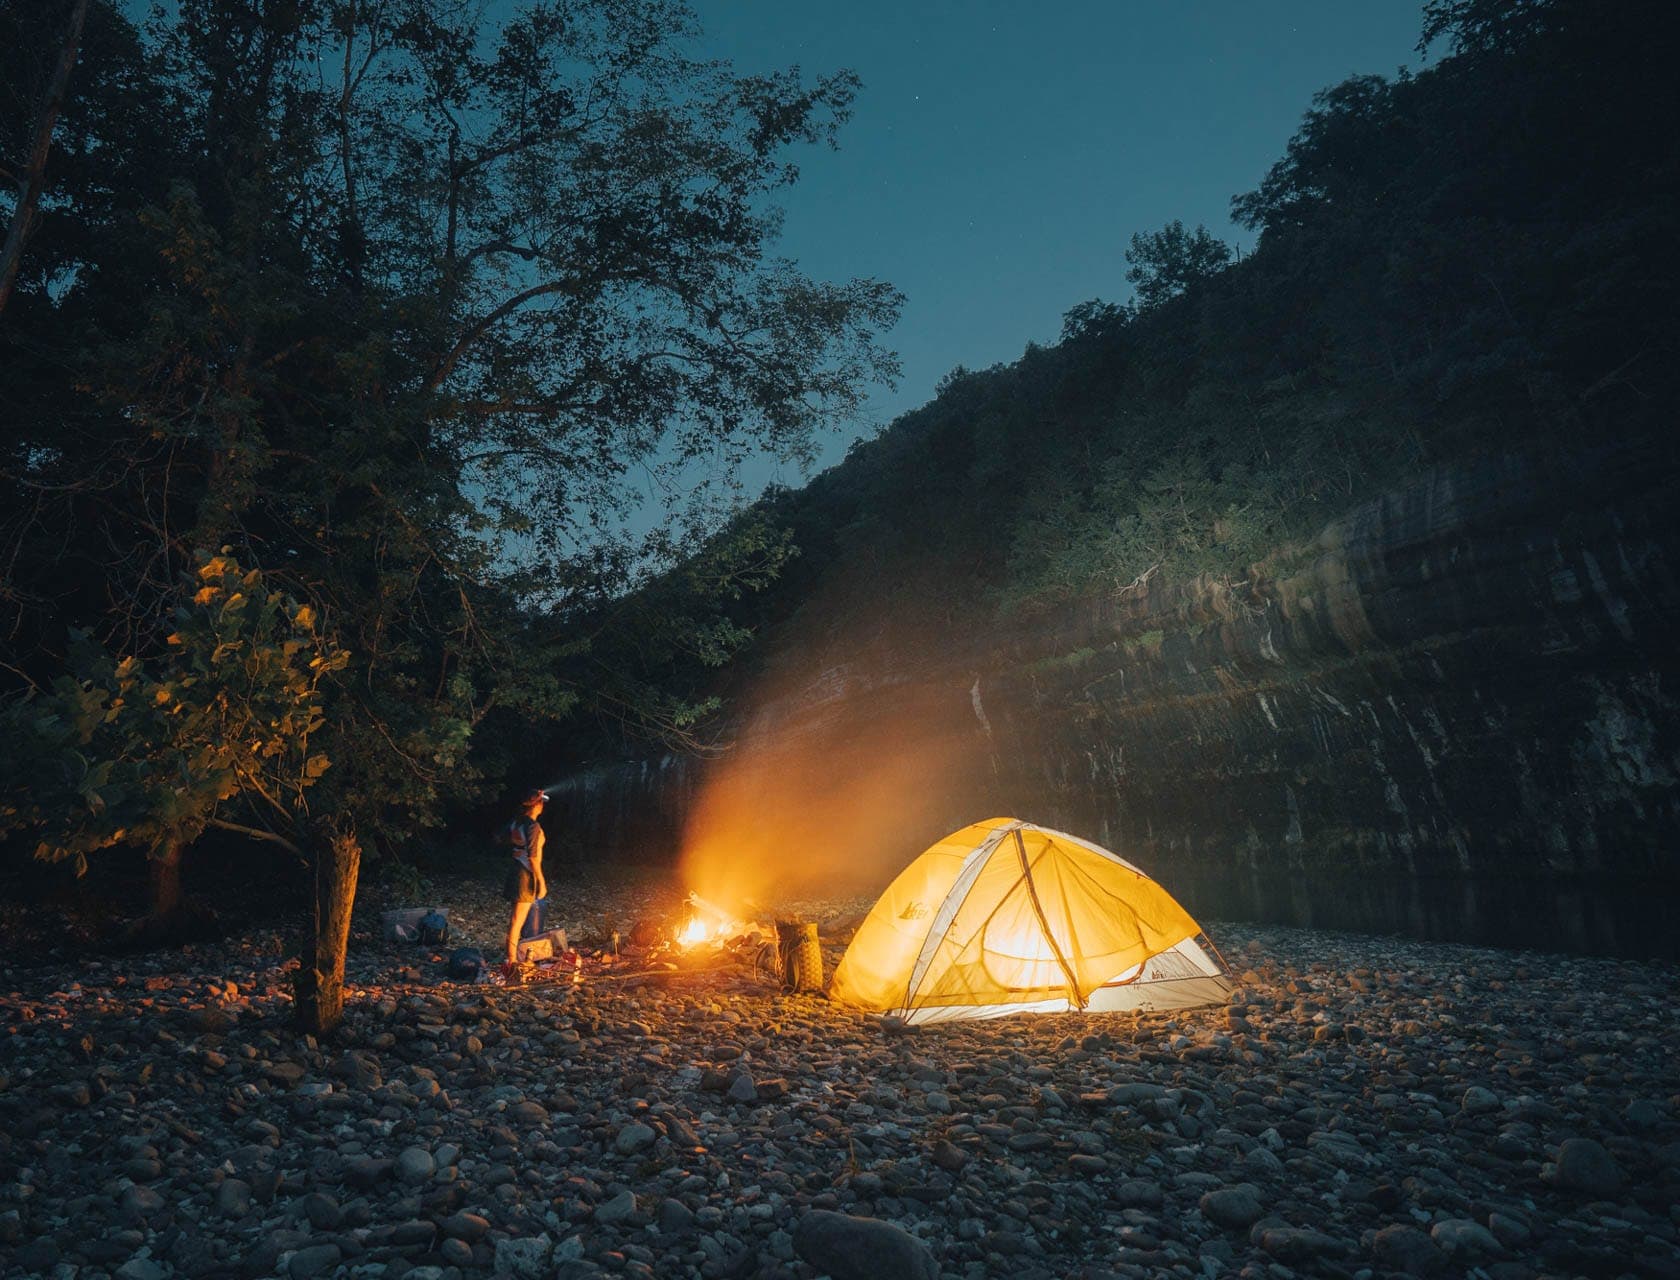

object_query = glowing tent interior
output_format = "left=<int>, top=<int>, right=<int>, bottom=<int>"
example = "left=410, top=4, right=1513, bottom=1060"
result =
left=830, top=817, right=1232, bottom=1023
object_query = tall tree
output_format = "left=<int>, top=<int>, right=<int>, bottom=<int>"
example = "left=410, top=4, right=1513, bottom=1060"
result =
left=0, top=0, right=89, bottom=317
left=1, top=0, right=900, bottom=1032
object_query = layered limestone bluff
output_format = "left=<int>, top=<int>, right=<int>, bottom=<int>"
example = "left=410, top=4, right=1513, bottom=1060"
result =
left=553, top=441, right=1680, bottom=956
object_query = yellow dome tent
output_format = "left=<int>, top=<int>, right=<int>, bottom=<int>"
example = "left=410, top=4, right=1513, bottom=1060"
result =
left=830, top=817, right=1231, bottom=1024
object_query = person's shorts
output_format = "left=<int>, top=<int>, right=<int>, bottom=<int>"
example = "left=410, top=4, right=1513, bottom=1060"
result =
left=503, top=862, right=537, bottom=904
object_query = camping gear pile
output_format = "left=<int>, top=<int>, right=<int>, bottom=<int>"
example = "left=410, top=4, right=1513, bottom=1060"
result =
left=369, top=892, right=818, bottom=991
left=515, top=927, right=569, bottom=963
left=380, top=906, right=449, bottom=944
left=374, top=817, right=1225, bottom=1008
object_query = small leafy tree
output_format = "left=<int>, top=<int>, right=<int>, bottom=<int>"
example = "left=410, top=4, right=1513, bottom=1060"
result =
left=1060, top=299, right=1125, bottom=343
left=1124, top=220, right=1233, bottom=310
left=1, top=553, right=347, bottom=931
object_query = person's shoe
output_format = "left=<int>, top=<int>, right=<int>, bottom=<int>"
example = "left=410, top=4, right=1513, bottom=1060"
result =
left=501, top=961, right=522, bottom=986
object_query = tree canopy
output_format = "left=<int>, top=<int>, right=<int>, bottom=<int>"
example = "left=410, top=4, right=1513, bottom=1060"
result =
left=0, top=0, right=901, bottom=1028
left=1123, top=221, right=1232, bottom=312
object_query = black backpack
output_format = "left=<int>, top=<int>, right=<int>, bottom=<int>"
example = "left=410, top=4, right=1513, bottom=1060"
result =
left=418, top=910, right=449, bottom=945
left=447, top=947, right=483, bottom=981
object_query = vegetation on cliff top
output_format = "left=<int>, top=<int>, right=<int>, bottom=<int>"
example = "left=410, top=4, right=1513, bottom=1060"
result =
left=702, top=0, right=1678, bottom=680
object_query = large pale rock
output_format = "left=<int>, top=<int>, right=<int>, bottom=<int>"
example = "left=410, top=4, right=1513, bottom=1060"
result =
left=793, top=1210, right=939, bottom=1280
left=1258, top=1227, right=1351, bottom=1264
left=493, top=1233, right=553, bottom=1278
left=1460, top=1086, right=1501, bottom=1115
left=1372, top=1224, right=1444, bottom=1276
left=1200, top=1184, right=1264, bottom=1231
left=1431, top=1218, right=1501, bottom=1260
left=299, top=1192, right=341, bottom=1231
left=216, top=1178, right=252, bottom=1217
left=1488, top=1212, right=1531, bottom=1248
left=120, top=1184, right=165, bottom=1220
left=508, top=1100, right=548, bottom=1128
left=1550, top=1138, right=1623, bottom=1197
left=594, top=1189, right=636, bottom=1224
left=441, top=1212, right=491, bottom=1242
left=930, top=1140, right=969, bottom=1172
left=395, top=1146, right=436, bottom=1184
left=287, top=1244, right=342, bottom=1279
left=657, top=1197, right=696, bottom=1233
left=1115, top=1180, right=1164, bottom=1209
left=441, top=1238, right=473, bottom=1266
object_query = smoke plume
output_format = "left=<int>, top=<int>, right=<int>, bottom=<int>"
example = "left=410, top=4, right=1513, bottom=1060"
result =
left=676, top=660, right=992, bottom=915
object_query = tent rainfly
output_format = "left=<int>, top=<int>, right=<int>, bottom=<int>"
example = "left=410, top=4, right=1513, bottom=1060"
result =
left=830, top=817, right=1231, bottom=1024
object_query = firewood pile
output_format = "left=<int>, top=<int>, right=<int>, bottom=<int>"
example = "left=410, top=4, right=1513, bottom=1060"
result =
left=502, top=895, right=824, bottom=993
left=494, top=900, right=768, bottom=990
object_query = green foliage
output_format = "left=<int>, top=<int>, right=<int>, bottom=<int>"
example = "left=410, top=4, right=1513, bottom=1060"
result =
left=1124, top=221, right=1233, bottom=312
left=1123, top=630, right=1166, bottom=656
left=373, top=855, right=431, bottom=903
left=2, top=0, right=901, bottom=853
left=1059, top=300, right=1126, bottom=344
left=1027, top=647, right=1099, bottom=675
left=0, top=554, right=348, bottom=872
left=544, top=509, right=801, bottom=753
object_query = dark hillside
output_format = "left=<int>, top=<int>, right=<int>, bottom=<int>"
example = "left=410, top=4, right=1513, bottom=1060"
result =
left=689, top=0, right=1678, bottom=677
left=554, top=0, right=1680, bottom=955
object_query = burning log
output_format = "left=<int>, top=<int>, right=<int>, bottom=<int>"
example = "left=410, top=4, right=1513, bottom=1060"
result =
left=679, top=891, right=744, bottom=947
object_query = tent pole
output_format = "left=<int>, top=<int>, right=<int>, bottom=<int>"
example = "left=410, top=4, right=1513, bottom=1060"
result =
left=1198, top=930, right=1235, bottom=976
left=1014, top=829, right=1086, bottom=1010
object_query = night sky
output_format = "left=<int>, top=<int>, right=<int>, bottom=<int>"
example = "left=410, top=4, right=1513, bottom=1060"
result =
left=693, top=1, right=1426, bottom=493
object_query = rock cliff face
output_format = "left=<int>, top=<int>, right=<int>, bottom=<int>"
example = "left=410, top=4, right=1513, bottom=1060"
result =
left=553, top=441, right=1680, bottom=957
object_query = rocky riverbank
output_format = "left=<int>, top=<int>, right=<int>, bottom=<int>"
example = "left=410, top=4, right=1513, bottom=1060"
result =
left=2, top=872, right=1677, bottom=1280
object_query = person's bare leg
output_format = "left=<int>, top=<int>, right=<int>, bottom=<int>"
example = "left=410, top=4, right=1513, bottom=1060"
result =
left=507, top=901, right=532, bottom=966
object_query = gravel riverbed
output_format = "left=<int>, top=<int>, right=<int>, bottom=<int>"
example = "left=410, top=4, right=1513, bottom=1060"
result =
left=2, top=871, right=1677, bottom=1280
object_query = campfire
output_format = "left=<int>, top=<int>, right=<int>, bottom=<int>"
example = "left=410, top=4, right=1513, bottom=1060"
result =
left=498, top=891, right=823, bottom=992
left=655, top=893, right=824, bottom=992
left=675, top=892, right=756, bottom=952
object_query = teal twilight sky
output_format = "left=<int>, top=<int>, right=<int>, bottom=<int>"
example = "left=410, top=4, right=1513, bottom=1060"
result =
left=689, top=1, right=1426, bottom=491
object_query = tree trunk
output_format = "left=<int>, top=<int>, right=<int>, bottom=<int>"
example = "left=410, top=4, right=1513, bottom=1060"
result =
left=294, top=823, right=361, bottom=1035
left=0, top=0, right=90, bottom=318
left=150, top=838, right=184, bottom=920
left=120, top=835, right=196, bottom=946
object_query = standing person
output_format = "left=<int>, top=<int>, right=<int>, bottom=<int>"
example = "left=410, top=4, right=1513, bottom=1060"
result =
left=503, top=788, right=548, bottom=980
